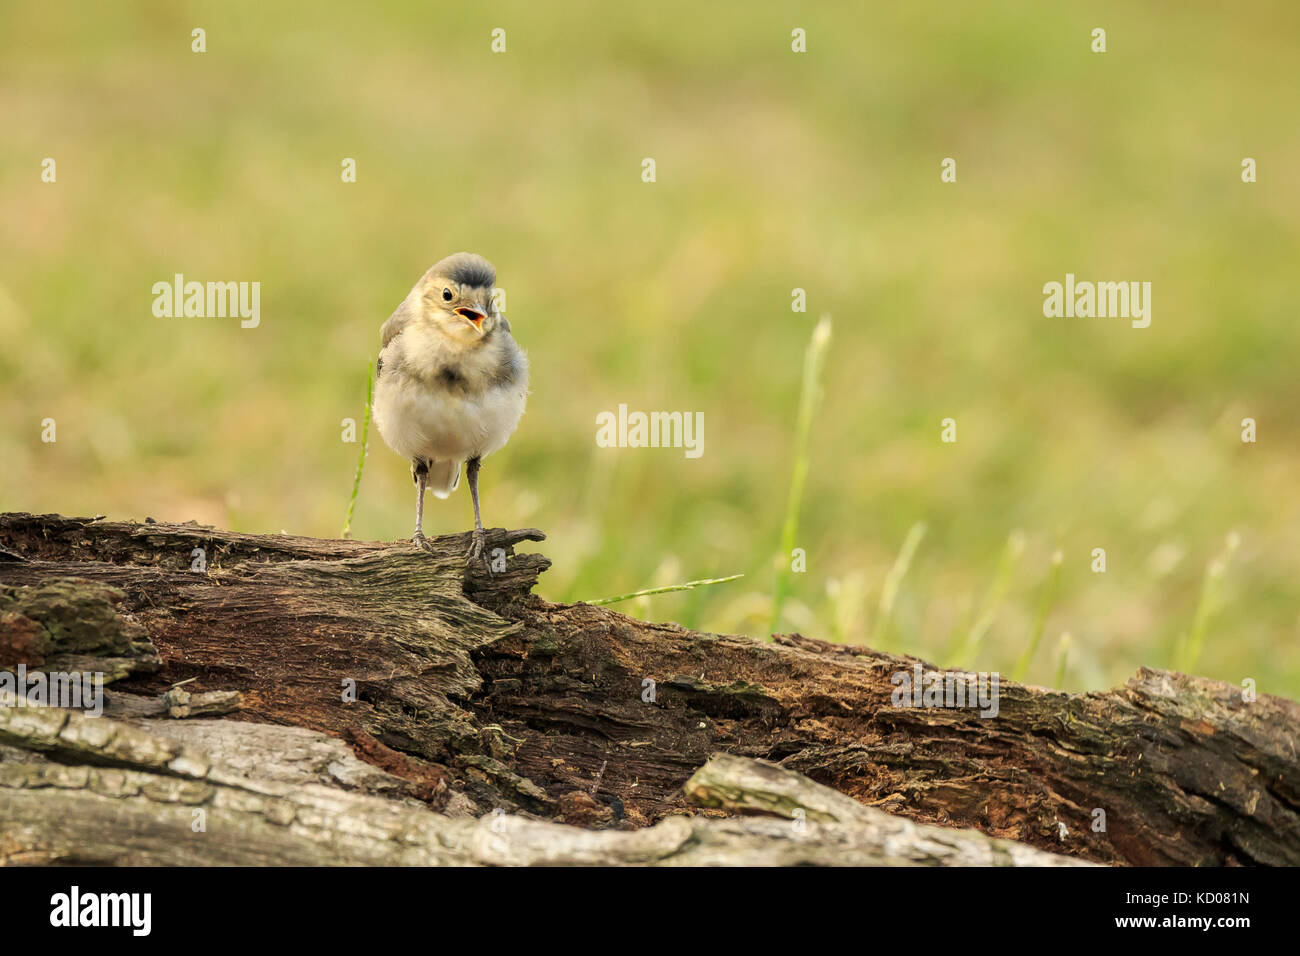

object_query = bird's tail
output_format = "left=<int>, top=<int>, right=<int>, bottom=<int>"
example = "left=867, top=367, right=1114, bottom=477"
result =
left=427, top=458, right=461, bottom=499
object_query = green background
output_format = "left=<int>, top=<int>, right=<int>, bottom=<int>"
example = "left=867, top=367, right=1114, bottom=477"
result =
left=2, top=1, right=1297, bottom=697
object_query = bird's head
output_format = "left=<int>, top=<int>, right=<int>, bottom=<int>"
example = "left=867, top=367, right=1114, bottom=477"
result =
left=417, top=252, right=501, bottom=345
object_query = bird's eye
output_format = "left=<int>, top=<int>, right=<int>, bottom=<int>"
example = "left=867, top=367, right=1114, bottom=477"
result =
left=442, top=288, right=453, bottom=302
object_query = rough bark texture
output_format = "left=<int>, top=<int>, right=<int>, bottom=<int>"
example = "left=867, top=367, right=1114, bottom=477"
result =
left=1, top=512, right=1297, bottom=866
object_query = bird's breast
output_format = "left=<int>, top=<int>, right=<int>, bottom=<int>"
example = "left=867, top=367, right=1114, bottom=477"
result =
left=373, top=335, right=527, bottom=464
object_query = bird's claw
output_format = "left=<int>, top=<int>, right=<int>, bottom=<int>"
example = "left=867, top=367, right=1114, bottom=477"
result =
left=467, top=528, right=489, bottom=571
left=413, top=531, right=438, bottom=554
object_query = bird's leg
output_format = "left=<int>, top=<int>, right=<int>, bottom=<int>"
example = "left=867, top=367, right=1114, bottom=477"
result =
left=412, top=462, right=436, bottom=553
left=466, top=456, right=487, bottom=567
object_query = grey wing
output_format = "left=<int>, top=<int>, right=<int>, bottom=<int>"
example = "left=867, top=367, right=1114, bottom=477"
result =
left=380, top=297, right=417, bottom=349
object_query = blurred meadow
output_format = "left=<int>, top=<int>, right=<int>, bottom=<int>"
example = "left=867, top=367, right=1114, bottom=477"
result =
left=2, top=1, right=1298, bottom=697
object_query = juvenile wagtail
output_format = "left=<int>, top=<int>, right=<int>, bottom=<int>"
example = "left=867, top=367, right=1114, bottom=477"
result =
left=372, top=252, right=528, bottom=564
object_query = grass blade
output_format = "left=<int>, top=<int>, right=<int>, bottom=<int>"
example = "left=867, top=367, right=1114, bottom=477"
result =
left=770, top=315, right=832, bottom=635
left=1012, top=547, right=1063, bottom=682
left=956, top=529, right=1026, bottom=665
left=872, top=522, right=927, bottom=650
left=1052, top=631, right=1072, bottom=689
left=585, top=573, right=744, bottom=607
left=341, top=362, right=375, bottom=539
left=1175, top=531, right=1240, bottom=673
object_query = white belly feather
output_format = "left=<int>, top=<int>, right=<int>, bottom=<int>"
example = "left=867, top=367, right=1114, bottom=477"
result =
left=373, top=373, right=525, bottom=464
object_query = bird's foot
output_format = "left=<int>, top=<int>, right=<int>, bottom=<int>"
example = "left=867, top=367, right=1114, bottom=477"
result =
left=467, top=528, right=489, bottom=571
left=413, top=530, right=438, bottom=554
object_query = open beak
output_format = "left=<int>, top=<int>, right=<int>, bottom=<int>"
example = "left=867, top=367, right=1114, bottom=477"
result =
left=455, top=307, right=487, bottom=334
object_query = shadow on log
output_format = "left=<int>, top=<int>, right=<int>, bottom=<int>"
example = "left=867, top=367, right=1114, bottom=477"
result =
left=1, top=513, right=1297, bottom=866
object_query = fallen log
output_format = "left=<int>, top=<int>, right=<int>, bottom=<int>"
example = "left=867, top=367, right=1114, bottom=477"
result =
left=1, top=512, right=1296, bottom=866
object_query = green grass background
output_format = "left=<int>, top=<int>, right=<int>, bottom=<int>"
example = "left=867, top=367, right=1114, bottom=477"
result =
left=2, top=1, right=1298, bottom=697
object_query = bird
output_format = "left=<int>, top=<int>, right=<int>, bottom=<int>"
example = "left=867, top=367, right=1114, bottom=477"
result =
left=371, top=252, right=528, bottom=566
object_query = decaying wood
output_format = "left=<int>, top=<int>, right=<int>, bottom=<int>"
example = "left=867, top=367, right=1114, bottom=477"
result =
left=0, top=707, right=1085, bottom=866
left=1, top=512, right=1297, bottom=866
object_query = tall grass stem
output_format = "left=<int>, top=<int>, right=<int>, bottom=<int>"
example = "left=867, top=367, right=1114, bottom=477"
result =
left=872, top=522, right=927, bottom=650
left=341, top=362, right=375, bottom=539
left=770, top=315, right=832, bottom=635
left=1012, top=547, right=1063, bottom=682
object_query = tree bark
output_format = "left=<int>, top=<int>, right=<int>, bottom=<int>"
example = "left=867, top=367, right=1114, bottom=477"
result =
left=1, top=512, right=1296, bottom=866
